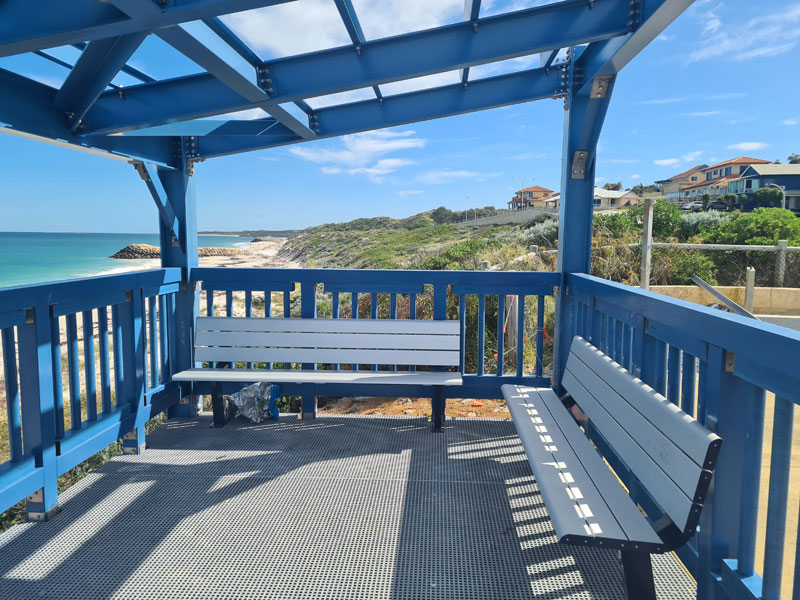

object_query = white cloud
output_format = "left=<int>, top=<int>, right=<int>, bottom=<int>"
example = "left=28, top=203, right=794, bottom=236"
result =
left=682, top=150, right=703, bottom=161
left=630, top=174, right=641, bottom=180
left=417, top=169, right=499, bottom=184
left=726, top=142, right=769, bottom=151
left=688, top=3, right=800, bottom=63
left=601, top=158, right=639, bottom=164
left=397, top=190, right=424, bottom=197
left=784, top=118, right=799, bottom=126
left=680, top=111, right=722, bottom=117
left=654, top=158, right=681, bottom=167
left=640, top=97, right=686, bottom=105
left=289, top=130, right=424, bottom=182
left=505, top=152, right=548, bottom=161
left=657, top=34, right=674, bottom=41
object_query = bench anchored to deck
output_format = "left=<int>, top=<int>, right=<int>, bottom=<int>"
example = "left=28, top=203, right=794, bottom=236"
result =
left=173, top=316, right=463, bottom=429
left=502, top=336, right=722, bottom=600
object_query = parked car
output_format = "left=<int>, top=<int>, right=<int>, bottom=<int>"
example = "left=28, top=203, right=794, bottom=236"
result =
left=680, top=201, right=704, bottom=211
left=708, top=200, right=729, bottom=211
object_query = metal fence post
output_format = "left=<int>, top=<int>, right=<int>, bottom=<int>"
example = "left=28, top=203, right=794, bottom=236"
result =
left=640, top=197, right=654, bottom=290
left=775, top=240, right=787, bottom=287
left=744, top=267, right=755, bottom=313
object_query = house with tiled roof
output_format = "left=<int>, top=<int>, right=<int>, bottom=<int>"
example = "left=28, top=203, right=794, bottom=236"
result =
left=677, top=157, right=771, bottom=201
left=507, top=185, right=555, bottom=210
left=728, top=164, right=800, bottom=213
left=655, top=164, right=708, bottom=201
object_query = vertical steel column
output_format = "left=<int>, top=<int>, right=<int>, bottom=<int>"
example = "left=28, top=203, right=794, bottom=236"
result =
left=431, top=284, right=448, bottom=431
left=553, top=63, right=616, bottom=388
left=157, top=156, right=199, bottom=418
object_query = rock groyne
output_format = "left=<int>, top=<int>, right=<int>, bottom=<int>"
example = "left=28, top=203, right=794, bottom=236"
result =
left=111, top=244, right=247, bottom=259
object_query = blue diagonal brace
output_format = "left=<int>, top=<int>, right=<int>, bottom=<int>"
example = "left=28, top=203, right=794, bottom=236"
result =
left=132, top=161, right=182, bottom=246
left=103, top=0, right=317, bottom=141
left=53, top=33, right=146, bottom=130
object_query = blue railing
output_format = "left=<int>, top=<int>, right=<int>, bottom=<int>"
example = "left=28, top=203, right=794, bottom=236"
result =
left=2, top=265, right=800, bottom=599
left=192, top=267, right=557, bottom=404
left=564, top=273, right=800, bottom=600
left=0, top=268, right=183, bottom=518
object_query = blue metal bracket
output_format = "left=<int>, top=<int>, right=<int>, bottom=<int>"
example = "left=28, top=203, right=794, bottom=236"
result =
left=133, top=161, right=182, bottom=248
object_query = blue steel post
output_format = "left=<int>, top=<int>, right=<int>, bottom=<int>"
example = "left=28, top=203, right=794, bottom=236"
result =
left=697, top=345, right=751, bottom=600
left=431, top=284, right=448, bottom=431
left=553, top=59, right=615, bottom=388
left=156, top=152, right=199, bottom=419
left=18, top=306, right=59, bottom=521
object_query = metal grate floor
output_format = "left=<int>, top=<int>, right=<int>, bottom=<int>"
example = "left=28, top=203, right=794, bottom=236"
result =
left=0, top=415, right=696, bottom=599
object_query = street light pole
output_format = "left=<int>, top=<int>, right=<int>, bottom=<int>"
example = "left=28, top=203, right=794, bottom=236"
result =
left=768, top=183, right=786, bottom=210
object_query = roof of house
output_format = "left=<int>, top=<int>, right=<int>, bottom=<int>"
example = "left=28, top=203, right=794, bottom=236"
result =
left=703, top=156, right=771, bottom=171
left=593, top=187, right=639, bottom=199
left=655, top=164, right=708, bottom=184
left=516, top=185, right=554, bottom=194
left=741, top=164, right=800, bottom=176
left=681, top=175, right=738, bottom=191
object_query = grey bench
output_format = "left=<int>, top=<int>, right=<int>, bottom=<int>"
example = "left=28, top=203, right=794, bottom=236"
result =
left=502, top=336, right=722, bottom=600
left=173, top=316, right=463, bottom=428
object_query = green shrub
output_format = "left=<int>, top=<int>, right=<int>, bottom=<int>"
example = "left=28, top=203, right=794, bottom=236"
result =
left=702, top=208, right=800, bottom=245
left=627, top=200, right=681, bottom=240
left=677, top=211, right=735, bottom=241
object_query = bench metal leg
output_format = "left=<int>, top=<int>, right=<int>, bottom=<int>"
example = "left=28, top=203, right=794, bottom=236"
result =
left=621, top=551, right=656, bottom=600
left=301, top=382, right=316, bottom=419
left=431, top=385, right=445, bottom=432
left=210, top=381, right=227, bottom=428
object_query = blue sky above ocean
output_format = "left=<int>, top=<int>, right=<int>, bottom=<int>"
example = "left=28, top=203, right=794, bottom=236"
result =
left=0, top=0, right=798, bottom=233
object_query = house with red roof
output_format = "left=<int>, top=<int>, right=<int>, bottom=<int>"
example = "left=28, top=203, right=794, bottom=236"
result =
left=677, top=157, right=771, bottom=200
left=507, top=185, right=555, bottom=210
left=655, top=164, right=708, bottom=201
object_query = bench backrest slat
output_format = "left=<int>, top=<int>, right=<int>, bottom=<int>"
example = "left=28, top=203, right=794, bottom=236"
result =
left=197, top=316, right=459, bottom=335
left=194, top=317, right=461, bottom=367
left=563, top=337, right=721, bottom=535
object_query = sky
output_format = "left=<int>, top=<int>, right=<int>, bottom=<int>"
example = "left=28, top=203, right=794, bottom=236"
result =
left=1, top=0, right=799, bottom=233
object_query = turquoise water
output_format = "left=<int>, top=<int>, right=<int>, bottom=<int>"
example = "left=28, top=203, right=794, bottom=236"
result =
left=0, top=232, right=248, bottom=289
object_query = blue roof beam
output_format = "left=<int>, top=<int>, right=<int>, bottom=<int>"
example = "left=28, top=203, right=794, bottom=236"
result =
left=81, top=0, right=630, bottom=135
left=193, top=65, right=563, bottom=159
left=0, top=68, right=174, bottom=165
left=576, top=0, right=694, bottom=94
left=70, top=42, right=155, bottom=83
left=53, top=34, right=146, bottom=131
left=331, top=0, right=382, bottom=102
left=0, top=0, right=297, bottom=58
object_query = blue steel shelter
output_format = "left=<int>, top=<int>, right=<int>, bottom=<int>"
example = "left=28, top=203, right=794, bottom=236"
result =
left=1, top=1, right=800, bottom=599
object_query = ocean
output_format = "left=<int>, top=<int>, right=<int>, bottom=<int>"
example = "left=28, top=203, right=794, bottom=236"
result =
left=0, top=232, right=249, bottom=289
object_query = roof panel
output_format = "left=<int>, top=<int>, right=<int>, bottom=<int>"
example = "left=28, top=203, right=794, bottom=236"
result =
left=221, top=0, right=351, bottom=61
left=350, top=0, right=463, bottom=40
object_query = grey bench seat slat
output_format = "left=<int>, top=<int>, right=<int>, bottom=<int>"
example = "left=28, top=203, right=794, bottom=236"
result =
left=197, top=316, right=459, bottom=335
left=173, top=368, right=462, bottom=386
left=503, top=384, right=664, bottom=552
left=569, top=340, right=721, bottom=471
left=194, top=346, right=460, bottom=366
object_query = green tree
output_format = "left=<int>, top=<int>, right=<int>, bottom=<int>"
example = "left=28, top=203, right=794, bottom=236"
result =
left=603, top=181, right=623, bottom=191
left=703, top=208, right=800, bottom=245
left=788, top=153, right=800, bottom=164
left=700, top=193, right=711, bottom=212
left=627, top=200, right=681, bottom=240
left=754, top=187, right=784, bottom=208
